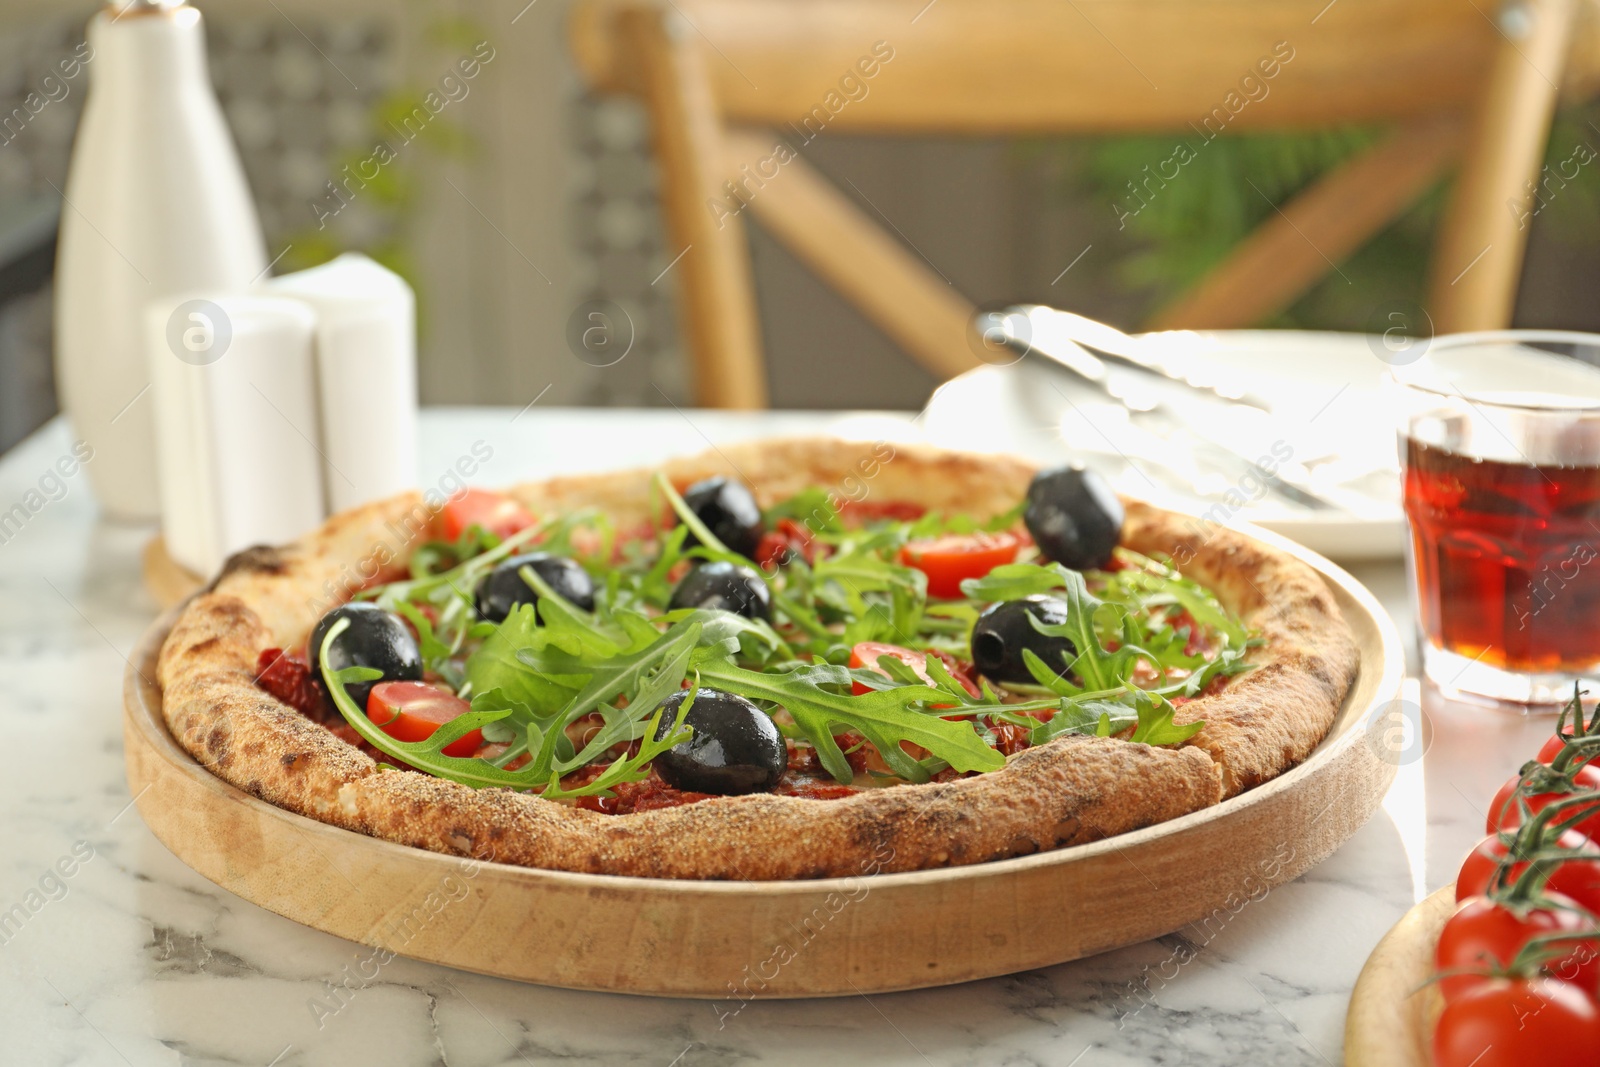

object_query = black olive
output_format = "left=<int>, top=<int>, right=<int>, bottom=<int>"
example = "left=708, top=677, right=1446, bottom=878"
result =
left=309, top=602, right=422, bottom=707
left=1023, top=465, right=1124, bottom=570
left=652, top=688, right=786, bottom=795
left=970, top=595, right=1077, bottom=685
left=667, top=560, right=772, bottom=621
left=474, top=552, right=597, bottom=623
left=680, top=476, right=764, bottom=558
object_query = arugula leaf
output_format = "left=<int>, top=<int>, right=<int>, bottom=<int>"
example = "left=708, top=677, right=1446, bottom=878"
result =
left=692, top=651, right=1004, bottom=783
left=371, top=520, right=545, bottom=611
left=463, top=605, right=589, bottom=717
left=764, top=487, right=842, bottom=534
left=921, top=653, right=983, bottom=706
left=535, top=620, right=703, bottom=777
left=320, top=621, right=538, bottom=789
left=1030, top=699, right=1137, bottom=743
left=556, top=622, right=700, bottom=771
left=1022, top=648, right=1080, bottom=697
left=517, top=562, right=631, bottom=657
left=1129, top=691, right=1207, bottom=746
left=958, top=561, right=1071, bottom=602
left=392, top=601, right=462, bottom=688
left=539, top=698, right=695, bottom=800
left=1107, top=549, right=1250, bottom=649
left=655, top=472, right=762, bottom=569
left=637, top=523, right=691, bottom=608
left=1027, top=569, right=1121, bottom=691
left=659, top=606, right=785, bottom=662
left=321, top=614, right=706, bottom=792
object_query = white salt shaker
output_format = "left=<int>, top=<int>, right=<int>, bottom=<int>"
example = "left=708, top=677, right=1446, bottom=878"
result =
left=146, top=295, right=325, bottom=576
left=268, top=254, right=419, bottom=512
left=55, top=0, right=266, bottom=521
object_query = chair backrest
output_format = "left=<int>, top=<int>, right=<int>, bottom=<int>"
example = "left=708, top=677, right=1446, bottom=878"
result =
left=575, top=0, right=1600, bottom=134
left=570, top=0, right=1600, bottom=408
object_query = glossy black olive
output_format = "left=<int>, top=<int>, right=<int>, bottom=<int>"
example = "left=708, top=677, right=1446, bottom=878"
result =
left=667, top=560, right=772, bottom=621
left=474, top=552, right=597, bottom=623
left=970, top=595, right=1077, bottom=685
left=680, top=476, right=764, bottom=558
left=308, top=602, right=422, bottom=707
left=652, top=688, right=786, bottom=795
left=1023, top=465, right=1124, bottom=570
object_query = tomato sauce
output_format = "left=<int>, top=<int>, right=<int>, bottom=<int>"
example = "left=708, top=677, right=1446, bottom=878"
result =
left=572, top=773, right=716, bottom=814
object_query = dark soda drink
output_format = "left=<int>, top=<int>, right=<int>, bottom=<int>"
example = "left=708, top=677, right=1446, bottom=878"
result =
left=1404, top=437, right=1600, bottom=672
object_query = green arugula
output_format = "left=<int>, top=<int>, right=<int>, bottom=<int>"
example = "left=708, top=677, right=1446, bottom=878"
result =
left=330, top=480, right=1256, bottom=798
left=539, top=698, right=694, bottom=800
left=322, top=613, right=703, bottom=797
left=690, top=650, right=1004, bottom=783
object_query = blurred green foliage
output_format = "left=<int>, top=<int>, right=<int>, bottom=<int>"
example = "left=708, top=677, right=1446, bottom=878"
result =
left=279, top=17, right=483, bottom=295
left=1062, top=104, right=1600, bottom=329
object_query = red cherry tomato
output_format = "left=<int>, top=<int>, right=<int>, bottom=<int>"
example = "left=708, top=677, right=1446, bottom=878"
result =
left=849, top=642, right=938, bottom=695
left=366, top=681, right=483, bottom=757
left=1435, top=894, right=1600, bottom=1001
left=847, top=642, right=981, bottom=700
left=1487, top=765, right=1600, bottom=838
left=898, top=531, right=1022, bottom=599
left=1432, top=976, right=1600, bottom=1067
left=1456, top=830, right=1600, bottom=909
left=1540, top=731, right=1599, bottom=768
left=437, top=488, right=535, bottom=543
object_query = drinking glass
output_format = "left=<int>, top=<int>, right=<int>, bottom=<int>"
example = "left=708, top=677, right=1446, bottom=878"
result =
left=1393, top=331, right=1600, bottom=708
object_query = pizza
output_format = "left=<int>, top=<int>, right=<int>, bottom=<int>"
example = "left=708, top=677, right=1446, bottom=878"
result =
left=156, top=438, right=1359, bottom=880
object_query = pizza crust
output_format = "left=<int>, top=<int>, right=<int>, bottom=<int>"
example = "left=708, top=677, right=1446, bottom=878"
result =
left=156, top=439, right=1357, bottom=880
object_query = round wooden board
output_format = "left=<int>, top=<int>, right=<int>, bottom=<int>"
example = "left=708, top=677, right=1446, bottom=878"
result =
left=1344, top=888, right=1454, bottom=1066
left=142, top=536, right=203, bottom=609
left=124, top=534, right=1404, bottom=999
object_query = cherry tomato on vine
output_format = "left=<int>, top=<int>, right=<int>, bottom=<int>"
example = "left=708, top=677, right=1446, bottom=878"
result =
left=1540, top=731, right=1600, bottom=768
left=1456, top=829, right=1600, bottom=910
left=1435, top=894, right=1600, bottom=1001
left=1432, top=975, right=1600, bottom=1067
left=1487, top=762, right=1600, bottom=838
left=366, top=681, right=483, bottom=757
left=898, top=531, right=1022, bottom=599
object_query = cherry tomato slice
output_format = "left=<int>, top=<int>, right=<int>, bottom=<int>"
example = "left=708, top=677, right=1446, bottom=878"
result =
left=1432, top=976, right=1600, bottom=1067
left=847, top=642, right=982, bottom=709
left=1487, top=765, right=1600, bottom=839
left=849, top=642, right=937, bottom=695
left=366, top=681, right=483, bottom=757
left=898, top=531, right=1022, bottom=599
left=1435, top=894, right=1600, bottom=1001
left=436, top=488, right=535, bottom=543
left=1456, top=829, right=1600, bottom=908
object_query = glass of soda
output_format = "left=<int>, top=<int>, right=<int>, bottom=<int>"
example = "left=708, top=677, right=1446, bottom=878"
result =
left=1394, top=331, right=1600, bottom=707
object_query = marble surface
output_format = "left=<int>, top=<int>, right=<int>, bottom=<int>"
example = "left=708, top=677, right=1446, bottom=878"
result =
left=0, top=410, right=1564, bottom=1067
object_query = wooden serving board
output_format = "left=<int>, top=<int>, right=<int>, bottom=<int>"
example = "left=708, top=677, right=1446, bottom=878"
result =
left=123, top=534, right=1404, bottom=998
left=1344, top=888, right=1454, bottom=1067
left=142, top=536, right=203, bottom=609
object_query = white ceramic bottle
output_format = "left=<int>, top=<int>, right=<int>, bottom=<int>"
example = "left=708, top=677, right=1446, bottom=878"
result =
left=54, top=0, right=266, bottom=521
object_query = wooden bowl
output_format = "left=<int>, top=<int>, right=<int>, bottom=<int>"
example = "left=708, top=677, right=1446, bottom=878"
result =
left=124, top=531, right=1403, bottom=998
left=1344, top=888, right=1454, bottom=1066
left=142, top=536, right=202, bottom=610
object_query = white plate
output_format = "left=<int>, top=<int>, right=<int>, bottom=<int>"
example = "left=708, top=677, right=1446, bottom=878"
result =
left=920, top=330, right=1406, bottom=562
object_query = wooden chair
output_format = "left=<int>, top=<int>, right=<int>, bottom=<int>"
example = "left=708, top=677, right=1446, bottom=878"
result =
left=571, top=0, right=1600, bottom=408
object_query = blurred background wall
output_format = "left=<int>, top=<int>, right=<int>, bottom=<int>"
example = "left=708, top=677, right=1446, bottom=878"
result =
left=3, top=0, right=1600, bottom=454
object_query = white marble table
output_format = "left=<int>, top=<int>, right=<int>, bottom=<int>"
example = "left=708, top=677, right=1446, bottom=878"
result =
left=0, top=409, right=1562, bottom=1066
